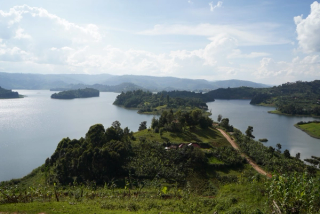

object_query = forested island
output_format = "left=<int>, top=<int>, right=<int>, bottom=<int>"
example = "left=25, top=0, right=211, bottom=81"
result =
left=51, top=88, right=99, bottom=99
left=0, top=86, right=21, bottom=99
left=1, top=110, right=320, bottom=213
left=113, top=90, right=209, bottom=114
left=295, top=121, right=320, bottom=139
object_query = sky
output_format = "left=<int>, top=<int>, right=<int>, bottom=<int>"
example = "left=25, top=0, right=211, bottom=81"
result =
left=0, top=0, right=320, bottom=84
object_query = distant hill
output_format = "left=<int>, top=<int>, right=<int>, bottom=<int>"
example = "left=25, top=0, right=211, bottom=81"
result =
left=102, top=75, right=270, bottom=91
left=50, top=82, right=145, bottom=93
left=0, top=72, right=269, bottom=91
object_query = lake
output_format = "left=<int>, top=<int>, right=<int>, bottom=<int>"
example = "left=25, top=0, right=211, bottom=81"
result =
left=0, top=90, right=319, bottom=182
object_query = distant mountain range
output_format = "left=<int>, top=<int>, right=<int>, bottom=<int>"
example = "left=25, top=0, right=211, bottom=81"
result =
left=0, top=72, right=270, bottom=91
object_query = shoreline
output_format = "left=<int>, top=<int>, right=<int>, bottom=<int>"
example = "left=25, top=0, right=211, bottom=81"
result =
left=268, top=110, right=320, bottom=118
left=294, top=123, right=320, bottom=139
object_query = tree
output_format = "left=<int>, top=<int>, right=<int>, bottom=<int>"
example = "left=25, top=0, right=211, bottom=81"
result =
left=220, top=118, right=229, bottom=129
left=245, top=126, right=255, bottom=138
left=276, top=143, right=282, bottom=152
left=283, top=149, right=290, bottom=158
left=217, top=114, right=222, bottom=122
left=151, top=117, right=159, bottom=129
left=295, top=152, right=300, bottom=159
left=138, top=121, right=147, bottom=131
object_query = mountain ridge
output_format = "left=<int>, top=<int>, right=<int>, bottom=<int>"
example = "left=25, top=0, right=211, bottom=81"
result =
left=0, top=72, right=270, bottom=91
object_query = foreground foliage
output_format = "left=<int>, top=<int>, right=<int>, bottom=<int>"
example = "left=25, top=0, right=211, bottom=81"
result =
left=1, top=112, right=320, bottom=213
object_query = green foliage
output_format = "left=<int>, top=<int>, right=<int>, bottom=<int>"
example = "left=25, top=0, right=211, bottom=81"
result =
left=138, top=121, right=147, bottom=131
left=245, top=126, right=255, bottom=138
left=113, top=90, right=209, bottom=114
left=267, top=172, right=320, bottom=213
left=47, top=122, right=133, bottom=184
left=233, top=129, right=307, bottom=174
left=51, top=88, right=99, bottom=99
left=219, top=118, right=234, bottom=132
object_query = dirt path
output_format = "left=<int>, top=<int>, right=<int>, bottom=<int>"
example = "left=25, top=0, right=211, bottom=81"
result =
left=217, top=128, right=272, bottom=178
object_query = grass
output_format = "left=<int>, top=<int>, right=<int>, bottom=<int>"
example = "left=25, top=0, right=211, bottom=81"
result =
left=133, top=126, right=230, bottom=146
left=295, top=122, right=320, bottom=139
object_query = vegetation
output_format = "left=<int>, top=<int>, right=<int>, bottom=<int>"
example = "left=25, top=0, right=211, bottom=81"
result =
left=0, top=86, right=21, bottom=99
left=1, top=112, right=320, bottom=213
left=295, top=121, right=320, bottom=139
left=113, top=90, right=209, bottom=114
left=51, top=88, right=99, bottom=99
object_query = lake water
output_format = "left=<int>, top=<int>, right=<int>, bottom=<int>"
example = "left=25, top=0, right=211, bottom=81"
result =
left=0, top=90, right=319, bottom=182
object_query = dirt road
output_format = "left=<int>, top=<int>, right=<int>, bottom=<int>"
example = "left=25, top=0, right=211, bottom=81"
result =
left=217, top=128, right=272, bottom=178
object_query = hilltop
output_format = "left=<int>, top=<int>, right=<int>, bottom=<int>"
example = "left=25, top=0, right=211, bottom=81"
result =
left=1, top=110, right=318, bottom=213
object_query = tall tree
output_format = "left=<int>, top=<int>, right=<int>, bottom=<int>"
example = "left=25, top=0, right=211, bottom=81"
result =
left=245, top=126, right=255, bottom=138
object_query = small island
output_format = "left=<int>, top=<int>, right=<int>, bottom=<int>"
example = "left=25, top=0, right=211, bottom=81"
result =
left=294, top=121, right=320, bottom=139
left=0, top=86, right=21, bottom=99
left=113, top=90, right=209, bottom=114
left=51, top=88, right=99, bottom=99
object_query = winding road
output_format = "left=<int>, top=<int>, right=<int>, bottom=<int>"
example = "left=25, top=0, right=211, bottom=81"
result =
left=217, top=128, right=272, bottom=178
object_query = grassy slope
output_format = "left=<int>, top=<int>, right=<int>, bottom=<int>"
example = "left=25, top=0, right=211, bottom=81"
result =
left=295, top=122, right=320, bottom=139
left=0, top=127, right=270, bottom=213
left=133, top=126, right=230, bottom=146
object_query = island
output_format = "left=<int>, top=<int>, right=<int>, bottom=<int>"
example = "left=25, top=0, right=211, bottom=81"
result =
left=113, top=90, right=210, bottom=114
left=1, top=110, right=318, bottom=213
left=51, top=88, right=99, bottom=99
left=0, top=86, right=21, bottom=99
left=294, top=121, right=320, bottom=139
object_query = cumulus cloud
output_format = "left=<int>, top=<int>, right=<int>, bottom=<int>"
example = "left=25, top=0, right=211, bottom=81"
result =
left=294, top=1, right=320, bottom=53
left=209, top=1, right=223, bottom=12
left=256, top=55, right=320, bottom=81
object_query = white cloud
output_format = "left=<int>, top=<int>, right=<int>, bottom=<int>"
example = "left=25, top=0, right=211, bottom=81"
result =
left=14, top=28, right=31, bottom=39
left=209, top=1, right=223, bottom=12
left=138, top=23, right=290, bottom=46
left=228, top=49, right=270, bottom=59
left=188, top=0, right=193, bottom=4
left=256, top=55, right=320, bottom=80
left=294, top=1, right=320, bottom=53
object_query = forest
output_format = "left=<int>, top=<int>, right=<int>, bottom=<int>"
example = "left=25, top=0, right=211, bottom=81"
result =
left=113, top=90, right=209, bottom=114
left=0, top=86, right=20, bottom=99
left=51, top=88, right=100, bottom=99
left=1, top=110, right=320, bottom=213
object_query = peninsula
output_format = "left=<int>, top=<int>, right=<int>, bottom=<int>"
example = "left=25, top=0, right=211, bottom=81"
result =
left=295, top=121, right=320, bottom=139
left=0, top=86, right=21, bottom=99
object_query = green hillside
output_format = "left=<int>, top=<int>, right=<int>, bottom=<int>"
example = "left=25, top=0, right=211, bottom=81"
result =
left=1, top=111, right=319, bottom=213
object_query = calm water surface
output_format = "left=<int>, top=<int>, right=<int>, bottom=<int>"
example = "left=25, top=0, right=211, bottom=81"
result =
left=0, top=91, right=319, bottom=181
left=0, top=90, right=154, bottom=181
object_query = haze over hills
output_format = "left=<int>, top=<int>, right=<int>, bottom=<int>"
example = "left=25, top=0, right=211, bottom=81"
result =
left=0, top=72, right=270, bottom=91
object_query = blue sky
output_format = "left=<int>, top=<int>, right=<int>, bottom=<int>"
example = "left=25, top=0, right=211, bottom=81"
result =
left=0, top=0, right=319, bottom=84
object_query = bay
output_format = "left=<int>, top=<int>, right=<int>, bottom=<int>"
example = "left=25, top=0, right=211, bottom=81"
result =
left=0, top=91, right=319, bottom=182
